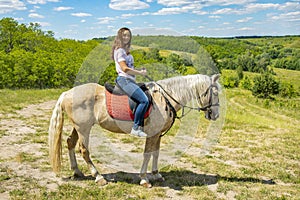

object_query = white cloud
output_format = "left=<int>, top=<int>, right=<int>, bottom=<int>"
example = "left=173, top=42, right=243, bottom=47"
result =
left=245, top=3, right=279, bottom=12
left=153, top=7, right=187, bottom=15
left=212, top=8, right=236, bottom=15
left=36, top=21, right=51, bottom=27
left=29, top=5, right=40, bottom=13
left=278, top=2, right=300, bottom=11
left=28, top=13, right=44, bottom=18
left=270, top=11, right=300, bottom=22
left=27, top=0, right=60, bottom=4
left=14, top=17, right=24, bottom=21
left=30, top=21, right=51, bottom=27
left=157, top=0, right=255, bottom=8
left=208, top=0, right=255, bottom=6
left=109, top=0, right=150, bottom=10
left=121, top=13, right=137, bottom=18
left=0, top=0, right=26, bottom=14
left=192, top=10, right=208, bottom=15
left=54, top=7, right=74, bottom=11
left=210, top=2, right=300, bottom=17
left=236, top=17, right=253, bottom=23
left=238, top=27, right=254, bottom=31
left=157, top=1, right=206, bottom=15
left=97, top=17, right=115, bottom=24
left=71, top=12, right=92, bottom=17
left=157, top=0, right=193, bottom=7
left=209, top=15, right=221, bottom=19
left=141, top=12, right=151, bottom=16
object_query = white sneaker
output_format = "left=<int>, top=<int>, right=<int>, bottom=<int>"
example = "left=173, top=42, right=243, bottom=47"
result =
left=130, top=128, right=147, bottom=137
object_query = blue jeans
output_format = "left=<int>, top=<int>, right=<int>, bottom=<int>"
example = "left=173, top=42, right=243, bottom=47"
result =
left=116, top=76, right=149, bottom=129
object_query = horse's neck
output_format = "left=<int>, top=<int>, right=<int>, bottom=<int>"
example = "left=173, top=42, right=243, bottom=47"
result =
left=157, top=75, right=210, bottom=110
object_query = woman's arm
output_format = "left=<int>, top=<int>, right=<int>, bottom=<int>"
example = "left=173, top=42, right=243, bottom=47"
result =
left=118, top=61, right=147, bottom=76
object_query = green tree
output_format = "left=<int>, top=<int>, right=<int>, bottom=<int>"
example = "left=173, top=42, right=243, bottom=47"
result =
left=236, top=65, right=244, bottom=80
left=239, top=75, right=252, bottom=90
left=252, top=72, right=279, bottom=99
left=165, top=53, right=183, bottom=72
left=145, top=48, right=161, bottom=61
left=0, top=17, right=18, bottom=53
left=193, top=47, right=218, bottom=75
left=236, top=51, right=256, bottom=72
left=279, top=82, right=297, bottom=98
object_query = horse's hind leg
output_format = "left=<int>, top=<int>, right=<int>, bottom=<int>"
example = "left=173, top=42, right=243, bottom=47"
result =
left=67, top=128, right=84, bottom=177
left=77, top=131, right=107, bottom=185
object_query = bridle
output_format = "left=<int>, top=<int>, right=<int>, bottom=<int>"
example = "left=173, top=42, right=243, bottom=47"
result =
left=145, top=75, right=219, bottom=136
left=198, top=84, right=220, bottom=112
left=150, top=77, right=219, bottom=118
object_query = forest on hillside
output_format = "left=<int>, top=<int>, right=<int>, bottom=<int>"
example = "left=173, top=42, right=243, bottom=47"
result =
left=0, top=17, right=299, bottom=97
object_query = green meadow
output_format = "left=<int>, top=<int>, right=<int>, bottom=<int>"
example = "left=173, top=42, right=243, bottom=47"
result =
left=0, top=69, right=299, bottom=199
left=1, top=18, right=299, bottom=199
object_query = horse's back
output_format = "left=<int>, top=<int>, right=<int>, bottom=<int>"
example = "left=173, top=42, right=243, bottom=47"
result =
left=62, top=83, right=105, bottom=126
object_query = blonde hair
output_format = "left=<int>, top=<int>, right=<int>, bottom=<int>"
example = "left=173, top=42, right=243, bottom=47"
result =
left=111, top=27, right=132, bottom=60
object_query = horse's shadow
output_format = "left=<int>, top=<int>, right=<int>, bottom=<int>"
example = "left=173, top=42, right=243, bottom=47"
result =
left=64, top=169, right=275, bottom=190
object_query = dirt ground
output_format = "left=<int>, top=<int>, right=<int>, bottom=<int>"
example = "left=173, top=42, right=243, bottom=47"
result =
left=0, top=101, right=62, bottom=199
left=0, top=100, right=229, bottom=199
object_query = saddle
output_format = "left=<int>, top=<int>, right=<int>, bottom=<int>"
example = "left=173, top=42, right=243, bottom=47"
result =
left=104, top=82, right=152, bottom=121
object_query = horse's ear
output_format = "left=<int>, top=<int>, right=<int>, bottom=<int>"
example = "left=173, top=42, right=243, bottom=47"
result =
left=212, top=74, right=220, bottom=83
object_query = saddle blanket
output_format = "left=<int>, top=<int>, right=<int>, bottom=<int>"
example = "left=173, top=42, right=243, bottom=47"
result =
left=105, top=86, right=152, bottom=121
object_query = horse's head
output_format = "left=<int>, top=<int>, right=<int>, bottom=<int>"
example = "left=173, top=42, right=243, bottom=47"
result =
left=199, top=74, right=221, bottom=121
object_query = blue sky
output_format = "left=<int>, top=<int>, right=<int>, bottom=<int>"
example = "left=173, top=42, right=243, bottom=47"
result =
left=1, top=0, right=299, bottom=40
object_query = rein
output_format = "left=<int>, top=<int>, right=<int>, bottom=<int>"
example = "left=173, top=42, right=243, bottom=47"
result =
left=145, top=75, right=218, bottom=137
left=146, top=75, right=217, bottom=117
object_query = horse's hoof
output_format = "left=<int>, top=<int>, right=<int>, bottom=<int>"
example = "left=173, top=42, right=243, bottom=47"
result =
left=141, top=182, right=152, bottom=188
left=140, top=179, right=152, bottom=188
left=152, top=173, right=165, bottom=182
left=95, top=176, right=107, bottom=186
left=73, top=171, right=84, bottom=178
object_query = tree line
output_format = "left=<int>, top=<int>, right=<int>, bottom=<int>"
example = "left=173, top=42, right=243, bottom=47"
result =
left=1, top=17, right=299, bottom=99
left=0, top=17, right=99, bottom=89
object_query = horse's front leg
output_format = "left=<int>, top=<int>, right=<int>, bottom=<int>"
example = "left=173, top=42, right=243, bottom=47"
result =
left=140, top=135, right=164, bottom=188
left=150, top=136, right=165, bottom=182
left=140, top=152, right=152, bottom=188
left=151, top=149, right=165, bottom=182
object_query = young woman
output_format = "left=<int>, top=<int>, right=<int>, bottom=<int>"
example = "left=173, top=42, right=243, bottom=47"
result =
left=112, top=27, right=149, bottom=137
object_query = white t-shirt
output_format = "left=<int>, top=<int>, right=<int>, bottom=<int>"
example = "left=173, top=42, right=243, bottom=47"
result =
left=114, top=48, right=135, bottom=80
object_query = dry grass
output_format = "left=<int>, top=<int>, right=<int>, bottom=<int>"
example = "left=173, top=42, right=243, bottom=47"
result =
left=0, top=80, right=299, bottom=199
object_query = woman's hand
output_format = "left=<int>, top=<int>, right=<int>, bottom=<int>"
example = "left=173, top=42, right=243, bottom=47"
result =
left=118, top=61, right=147, bottom=76
left=140, top=68, right=147, bottom=76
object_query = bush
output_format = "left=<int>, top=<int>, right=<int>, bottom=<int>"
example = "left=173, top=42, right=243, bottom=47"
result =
left=279, top=82, right=297, bottom=98
left=222, top=75, right=239, bottom=88
left=252, top=72, right=279, bottom=99
left=239, top=76, right=253, bottom=90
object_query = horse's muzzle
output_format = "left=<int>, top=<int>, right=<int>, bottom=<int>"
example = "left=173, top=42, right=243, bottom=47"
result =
left=205, top=110, right=219, bottom=121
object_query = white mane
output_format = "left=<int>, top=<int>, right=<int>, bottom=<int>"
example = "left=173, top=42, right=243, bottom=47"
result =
left=156, top=74, right=213, bottom=105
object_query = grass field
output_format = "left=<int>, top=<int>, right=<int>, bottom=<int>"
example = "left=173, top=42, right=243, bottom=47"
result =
left=0, top=70, right=299, bottom=199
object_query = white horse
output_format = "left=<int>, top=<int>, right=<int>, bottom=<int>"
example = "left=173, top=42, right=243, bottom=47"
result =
left=49, top=74, right=221, bottom=188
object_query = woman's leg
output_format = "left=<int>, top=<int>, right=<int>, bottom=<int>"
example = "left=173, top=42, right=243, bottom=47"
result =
left=131, top=88, right=149, bottom=128
left=116, top=76, right=149, bottom=129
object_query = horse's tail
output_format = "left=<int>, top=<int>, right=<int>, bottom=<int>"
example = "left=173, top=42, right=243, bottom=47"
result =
left=48, top=92, right=66, bottom=174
